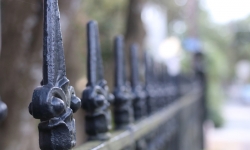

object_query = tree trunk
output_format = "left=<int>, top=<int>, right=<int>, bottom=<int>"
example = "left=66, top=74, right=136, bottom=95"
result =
left=125, top=0, right=146, bottom=57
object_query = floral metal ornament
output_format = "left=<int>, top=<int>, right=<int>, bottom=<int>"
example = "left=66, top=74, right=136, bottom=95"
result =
left=28, top=0, right=81, bottom=149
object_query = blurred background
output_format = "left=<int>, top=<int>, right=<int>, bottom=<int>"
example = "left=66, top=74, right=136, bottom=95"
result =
left=0, top=0, right=250, bottom=149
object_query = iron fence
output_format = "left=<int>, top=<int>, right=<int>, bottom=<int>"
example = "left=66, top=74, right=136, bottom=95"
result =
left=0, top=0, right=207, bottom=150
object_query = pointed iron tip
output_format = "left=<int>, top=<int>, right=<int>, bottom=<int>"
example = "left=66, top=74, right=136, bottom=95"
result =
left=130, top=43, right=139, bottom=88
left=115, top=35, right=124, bottom=42
left=87, top=20, right=97, bottom=29
left=114, top=35, right=125, bottom=87
left=86, top=20, right=98, bottom=86
left=114, top=35, right=124, bottom=53
left=94, top=22, right=104, bottom=82
left=86, top=20, right=105, bottom=86
left=43, top=0, right=66, bottom=85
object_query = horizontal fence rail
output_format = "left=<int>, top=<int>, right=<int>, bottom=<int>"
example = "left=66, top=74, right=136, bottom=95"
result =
left=75, top=89, right=202, bottom=150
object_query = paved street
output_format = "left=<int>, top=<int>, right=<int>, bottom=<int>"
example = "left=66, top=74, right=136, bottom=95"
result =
left=206, top=103, right=250, bottom=150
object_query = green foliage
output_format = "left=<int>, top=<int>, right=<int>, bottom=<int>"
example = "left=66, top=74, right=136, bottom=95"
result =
left=198, top=9, right=231, bottom=127
left=231, top=16, right=250, bottom=62
left=180, top=50, right=192, bottom=74
left=82, top=0, right=128, bottom=61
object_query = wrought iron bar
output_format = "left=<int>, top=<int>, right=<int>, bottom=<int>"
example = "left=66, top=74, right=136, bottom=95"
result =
left=194, top=52, right=207, bottom=120
left=28, top=0, right=81, bottom=149
left=194, top=51, right=207, bottom=149
left=151, top=61, right=162, bottom=111
left=0, top=3, right=7, bottom=124
left=113, top=35, right=134, bottom=129
left=0, top=97, right=7, bottom=123
left=81, top=21, right=113, bottom=141
left=144, top=52, right=153, bottom=115
left=130, top=44, right=146, bottom=120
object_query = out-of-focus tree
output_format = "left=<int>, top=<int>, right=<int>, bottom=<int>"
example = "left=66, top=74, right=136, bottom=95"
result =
left=230, top=16, right=250, bottom=64
left=198, top=9, right=233, bottom=127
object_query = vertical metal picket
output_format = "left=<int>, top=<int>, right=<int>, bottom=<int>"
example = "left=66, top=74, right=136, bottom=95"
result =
left=129, top=44, right=148, bottom=150
left=144, top=52, right=153, bottom=115
left=81, top=21, right=113, bottom=141
left=130, top=44, right=147, bottom=120
left=28, top=0, right=81, bottom=149
left=194, top=51, right=207, bottom=149
left=0, top=3, right=7, bottom=124
left=113, top=36, right=134, bottom=130
left=0, top=98, right=7, bottom=123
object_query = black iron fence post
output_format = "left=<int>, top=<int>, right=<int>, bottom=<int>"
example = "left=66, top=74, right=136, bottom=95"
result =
left=113, top=36, right=134, bottom=130
left=0, top=0, right=7, bottom=124
left=194, top=51, right=207, bottom=149
left=0, top=98, right=7, bottom=123
left=81, top=21, right=113, bottom=141
left=129, top=44, right=148, bottom=150
left=28, top=0, right=81, bottom=149
left=130, top=44, right=147, bottom=120
left=144, top=52, right=153, bottom=115
left=194, top=52, right=207, bottom=121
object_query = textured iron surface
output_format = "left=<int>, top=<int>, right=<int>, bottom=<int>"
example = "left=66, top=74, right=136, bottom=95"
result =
left=81, top=21, right=113, bottom=140
left=113, top=36, right=134, bottom=129
left=0, top=98, right=7, bottom=123
left=28, top=0, right=81, bottom=149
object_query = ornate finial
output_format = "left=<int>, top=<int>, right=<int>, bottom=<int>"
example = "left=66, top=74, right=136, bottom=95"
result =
left=130, top=44, right=146, bottom=120
left=28, top=0, right=81, bottom=149
left=0, top=97, right=7, bottom=123
left=81, top=21, right=113, bottom=140
left=113, top=36, right=134, bottom=129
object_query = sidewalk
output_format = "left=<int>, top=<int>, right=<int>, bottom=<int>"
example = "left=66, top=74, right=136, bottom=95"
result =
left=206, top=103, right=250, bottom=150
